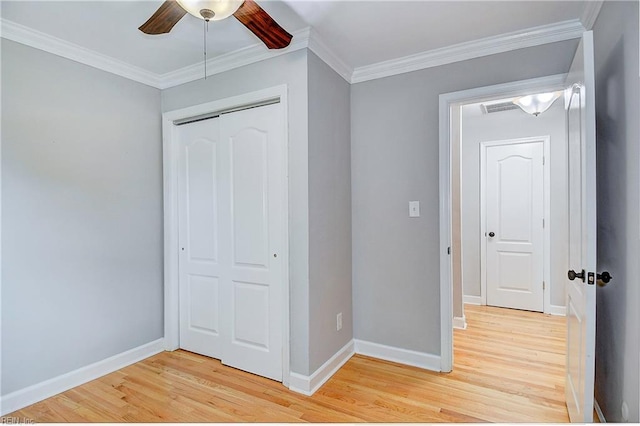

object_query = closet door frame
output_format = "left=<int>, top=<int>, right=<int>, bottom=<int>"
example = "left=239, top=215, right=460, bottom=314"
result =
left=161, top=85, right=290, bottom=386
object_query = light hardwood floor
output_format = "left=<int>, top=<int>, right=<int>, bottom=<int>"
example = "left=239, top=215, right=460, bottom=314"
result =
left=7, top=305, right=569, bottom=422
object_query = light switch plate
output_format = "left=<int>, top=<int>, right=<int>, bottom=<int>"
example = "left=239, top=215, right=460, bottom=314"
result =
left=409, top=201, right=420, bottom=217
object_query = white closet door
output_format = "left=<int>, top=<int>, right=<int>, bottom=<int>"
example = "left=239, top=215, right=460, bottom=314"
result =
left=218, top=103, right=284, bottom=381
left=177, top=118, right=222, bottom=359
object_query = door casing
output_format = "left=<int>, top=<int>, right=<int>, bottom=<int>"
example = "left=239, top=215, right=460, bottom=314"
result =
left=161, top=85, right=291, bottom=386
left=479, top=136, right=550, bottom=313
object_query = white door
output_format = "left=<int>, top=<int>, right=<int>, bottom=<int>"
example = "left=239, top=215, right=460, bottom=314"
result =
left=177, top=117, right=222, bottom=359
left=564, top=31, right=597, bottom=423
left=219, top=104, right=284, bottom=382
left=176, top=103, right=284, bottom=382
left=484, top=140, right=544, bottom=312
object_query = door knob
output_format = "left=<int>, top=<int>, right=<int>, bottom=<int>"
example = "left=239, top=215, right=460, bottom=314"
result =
left=568, top=269, right=585, bottom=282
left=488, top=232, right=495, bottom=237
left=597, top=271, right=612, bottom=286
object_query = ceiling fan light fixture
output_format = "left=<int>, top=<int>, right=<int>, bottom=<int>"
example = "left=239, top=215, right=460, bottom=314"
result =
left=513, top=91, right=562, bottom=117
left=176, top=0, right=244, bottom=21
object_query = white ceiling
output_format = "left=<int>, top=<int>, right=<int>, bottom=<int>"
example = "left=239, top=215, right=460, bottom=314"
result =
left=0, top=1, right=308, bottom=75
left=1, top=0, right=590, bottom=78
left=287, top=1, right=587, bottom=68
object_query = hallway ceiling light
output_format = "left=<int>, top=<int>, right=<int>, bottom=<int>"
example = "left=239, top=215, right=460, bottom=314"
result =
left=513, top=91, right=562, bottom=116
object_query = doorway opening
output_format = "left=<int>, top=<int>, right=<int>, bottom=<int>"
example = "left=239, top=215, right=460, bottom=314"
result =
left=439, top=75, right=570, bottom=405
left=438, top=74, right=569, bottom=372
left=442, top=75, right=571, bottom=422
left=440, top=32, right=598, bottom=423
left=457, top=93, right=567, bottom=319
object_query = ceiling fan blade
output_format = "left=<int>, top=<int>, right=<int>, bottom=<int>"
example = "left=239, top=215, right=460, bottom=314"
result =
left=233, top=0, right=292, bottom=49
left=139, top=0, right=187, bottom=35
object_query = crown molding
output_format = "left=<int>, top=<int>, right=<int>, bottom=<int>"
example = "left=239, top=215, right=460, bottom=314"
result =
left=351, top=19, right=586, bottom=84
left=0, top=18, right=313, bottom=90
left=580, top=0, right=604, bottom=30
left=0, top=18, right=162, bottom=88
left=157, top=27, right=311, bottom=89
left=307, top=29, right=352, bottom=83
left=1, top=16, right=589, bottom=89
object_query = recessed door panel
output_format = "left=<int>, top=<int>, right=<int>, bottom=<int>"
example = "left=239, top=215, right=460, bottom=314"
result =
left=496, top=252, right=533, bottom=292
left=232, top=281, right=269, bottom=350
left=186, top=140, right=218, bottom=262
left=498, top=157, right=532, bottom=242
left=231, top=129, right=269, bottom=268
left=188, top=275, right=220, bottom=334
left=567, top=296, right=583, bottom=411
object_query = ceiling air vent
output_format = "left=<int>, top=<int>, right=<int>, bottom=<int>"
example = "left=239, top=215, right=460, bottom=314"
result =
left=480, top=101, right=519, bottom=114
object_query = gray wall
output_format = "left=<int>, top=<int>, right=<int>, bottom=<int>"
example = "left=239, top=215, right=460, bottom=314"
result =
left=1, top=40, right=163, bottom=395
left=460, top=100, right=568, bottom=308
left=307, top=52, right=353, bottom=372
left=161, top=50, right=313, bottom=374
left=592, top=1, right=640, bottom=422
left=351, top=39, right=579, bottom=355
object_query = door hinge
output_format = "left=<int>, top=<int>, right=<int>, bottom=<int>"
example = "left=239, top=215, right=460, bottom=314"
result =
left=447, top=246, right=451, bottom=255
left=543, top=281, right=546, bottom=290
left=542, top=156, right=545, bottom=165
left=543, top=218, right=545, bottom=228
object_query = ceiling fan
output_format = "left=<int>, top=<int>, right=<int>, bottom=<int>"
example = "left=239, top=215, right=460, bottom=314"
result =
left=139, top=0, right=292, bottom=49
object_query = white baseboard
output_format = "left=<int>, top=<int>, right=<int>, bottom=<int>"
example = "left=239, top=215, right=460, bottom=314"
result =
left=289, top=338, right=442, bottom=396
left=463, top=296, right=566, bottom=317
left=549, top=304, right=566, bottom=316
left=463, top=295, right=482, bottom=305
left=453, top=316, right=467, bottom=330
left=0, top=338, right=165, bottom=416
left=353, top=339, right=441, bottom=372
left=289, top=340, right=355, bottom=396
left=595, top=399, right=606, bottom=423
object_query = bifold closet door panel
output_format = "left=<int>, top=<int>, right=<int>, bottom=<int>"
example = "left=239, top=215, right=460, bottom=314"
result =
left=177, top=117, right=223, bottom=359
left=219, top=103, right=284, bottom=382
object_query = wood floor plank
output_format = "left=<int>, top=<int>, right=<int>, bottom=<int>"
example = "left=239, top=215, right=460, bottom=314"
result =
left=5, top=304, right=569, bottom=423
